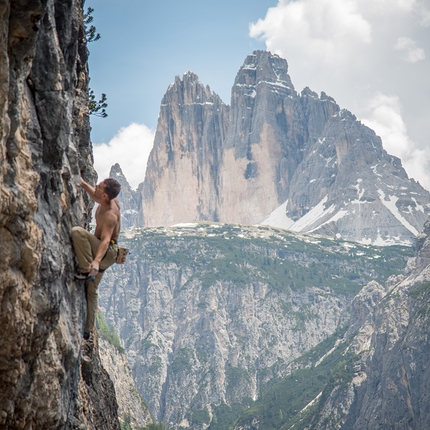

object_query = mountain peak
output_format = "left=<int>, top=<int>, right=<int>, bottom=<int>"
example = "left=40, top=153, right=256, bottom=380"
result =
left=139, top=51, right=430, bottom=245
left=234, top=50, right=295, bottom=96
left=141, top=67, right=230, bottom=227
left=163, top=70, right=222, bottom=108
left=109, top=162, right=125, bottom=179
left=109, top=163, right=141, bottom=228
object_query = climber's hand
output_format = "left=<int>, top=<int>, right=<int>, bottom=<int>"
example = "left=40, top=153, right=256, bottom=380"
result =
left=88, top=261, right=99, bottom=277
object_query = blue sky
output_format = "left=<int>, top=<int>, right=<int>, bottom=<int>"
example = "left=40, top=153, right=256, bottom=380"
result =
left=88, top=0, right=276, bottom=141
left=88, top=0, right=430, bottom=190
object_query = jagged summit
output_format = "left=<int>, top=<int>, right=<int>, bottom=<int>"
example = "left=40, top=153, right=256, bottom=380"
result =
left=110, top=162, right=127, bottom=180
left=109, top=164, right=141, bottom=229
left=262, top=107, right=430, bottom=246
left=163, top=71, right=223, bottom=108
left=135, top=50, right=430, bottom=245
left=233, top=50, right=296, bottom=94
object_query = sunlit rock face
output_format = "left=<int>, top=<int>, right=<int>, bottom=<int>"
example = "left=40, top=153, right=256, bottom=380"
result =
left=138, top=50, right=430, bottom=245
left=0, top=1, right=119, bottom=428
left=140, top=71, right=229, bottom=227
left=217, top=51, right=306, bottom=225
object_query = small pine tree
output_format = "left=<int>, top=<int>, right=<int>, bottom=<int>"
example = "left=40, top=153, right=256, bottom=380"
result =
left=88, top=89, right=108, bottom=118
left=83, top=5, right=108, bottom=118
left=84, top=7, right=101, bottom=42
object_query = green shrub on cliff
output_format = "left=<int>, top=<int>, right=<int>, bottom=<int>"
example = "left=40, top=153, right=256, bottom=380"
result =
left=96, top=311, right=124, bottom=353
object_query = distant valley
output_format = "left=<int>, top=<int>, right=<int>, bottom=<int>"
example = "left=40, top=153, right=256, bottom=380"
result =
left=99, top=222, right=413, bottom=428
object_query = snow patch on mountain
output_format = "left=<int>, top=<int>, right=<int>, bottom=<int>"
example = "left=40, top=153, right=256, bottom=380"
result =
left=260, top=200, right=295, bottom=229
left=290, top=197, right=334, bottom=232
left=377, top=190, right=419, bottom=235
left=312, top=208, right=349, bottom=232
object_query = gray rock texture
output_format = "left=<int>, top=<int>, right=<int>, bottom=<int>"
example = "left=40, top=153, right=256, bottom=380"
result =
left=0, top=1, right=119, bottom=428
left=109, top=163, right=141, bottom=228
left=99, top=336, right=153, bottom=428
left=219, top=51, right=306, bottom=224
left=278, top=107, right=430, bottom=246
left=299, top=218, right=430, bottom=429
left=137, top=50, right=430, bottom=245
left=140, top=71, right=229, bottom=226
left=99, top=223, right=412, bottom=429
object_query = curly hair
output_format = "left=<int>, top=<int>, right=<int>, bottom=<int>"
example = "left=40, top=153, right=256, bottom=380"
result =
left=103, top=178, right=121, bottom=200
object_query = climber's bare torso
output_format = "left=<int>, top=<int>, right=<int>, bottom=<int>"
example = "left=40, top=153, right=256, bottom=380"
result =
left=94, top=199, right=120, bottom=242
left=81, top=179, right=121, bottom=276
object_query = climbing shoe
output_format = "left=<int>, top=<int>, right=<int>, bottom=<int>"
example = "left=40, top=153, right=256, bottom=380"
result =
left=74, top=272, right=96, bottom=281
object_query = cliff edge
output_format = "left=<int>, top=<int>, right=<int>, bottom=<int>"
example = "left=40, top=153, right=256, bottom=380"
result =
left=0, top=1, right=119, bottom=428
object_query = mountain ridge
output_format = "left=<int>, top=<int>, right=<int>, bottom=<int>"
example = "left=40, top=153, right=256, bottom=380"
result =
left=118, top=50, right=430, bottom=246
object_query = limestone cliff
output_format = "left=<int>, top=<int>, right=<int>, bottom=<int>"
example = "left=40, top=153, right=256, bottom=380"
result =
left=218, top=51, right=307, bottom=224
left=140, top=72, right=229, bottom=226
left=138, top=51, right=430, bottom=245
left=288, top=218, right=430, bottom=429
left=99, top=223, right=412, bottom=428
left=229, top=220, right=430, bottom=429
left=99, top=336, right=153, bottom=428
left=0, top=1, right=119, bottom=428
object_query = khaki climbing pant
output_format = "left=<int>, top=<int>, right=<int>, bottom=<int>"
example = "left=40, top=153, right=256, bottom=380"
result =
left=71, top=226, right=118, bottom=332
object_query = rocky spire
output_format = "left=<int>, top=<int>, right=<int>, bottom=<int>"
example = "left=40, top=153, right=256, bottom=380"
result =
left=218, top=51, right=308, bottom=224
left=109, top=163, right=141, bottom=228
left=140, top=71, right=229, bottom=226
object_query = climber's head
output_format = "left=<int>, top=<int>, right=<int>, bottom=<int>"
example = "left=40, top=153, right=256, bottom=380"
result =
left=96, top=178, right=121, bottom=201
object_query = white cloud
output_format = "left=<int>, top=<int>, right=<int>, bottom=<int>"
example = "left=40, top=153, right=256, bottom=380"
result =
left=249, top=0, right=430, bottom=191
left=359, top=0, right=416, bottom=15
left=93, top=123, right=155, bottom=189
left=416, top=1, right=430, bottom=26
left=394, top=37, right=425, bottom=62
left=361, top=93, right=430, bottom=189
left=250, top=0, right=371, bottom=67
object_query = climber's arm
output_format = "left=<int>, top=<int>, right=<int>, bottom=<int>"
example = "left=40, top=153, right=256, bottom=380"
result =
left=88, top=212, right=116, bottom=276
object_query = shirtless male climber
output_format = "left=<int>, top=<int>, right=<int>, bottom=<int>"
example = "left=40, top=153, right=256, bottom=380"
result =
left=72, top=177, right=121, bottom=340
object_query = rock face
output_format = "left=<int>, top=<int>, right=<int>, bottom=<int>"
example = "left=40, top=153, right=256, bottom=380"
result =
left=99, top=223, right=412, bottom=429
left=295, top=218, right=430, bottom=429
left=218, top=51, right=306, bottom=224
left=138, top=51, right=430, bottom=245
left=229, top=218, right=430, bottom=429
left=264, top=107, right=430, bottom=246
left=99, top=336, right=153, bottom=428
left=140, top=72, right=229, bottom=226
left=79, top=333, right=121, bottom=430
left=0, top=1, right=119, bottom=428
